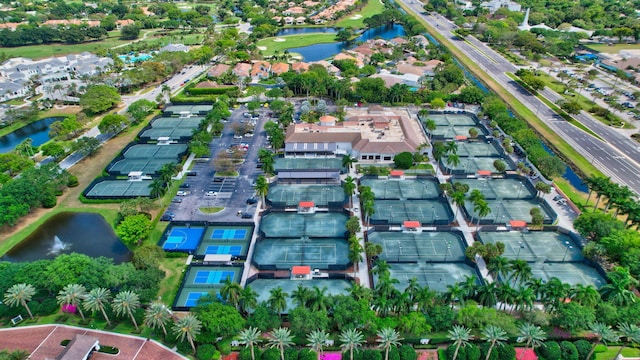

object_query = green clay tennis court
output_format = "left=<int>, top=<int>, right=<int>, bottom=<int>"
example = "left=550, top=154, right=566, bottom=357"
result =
left=477, top=231, right=583, bottom=263
left=274, top=157, right=344, bottom=171
left=123, top=144, right=188, bottom=159
left=150, top=117, right=204, bottom=128
left=452, top=178, right=535, bottom=200
left=108, top=158, right=179, bottom=176
left=529, top=262, right=606, bottom=288
left=196, top=225, right=253, bottom=257
left=163, top=105, right=213, bottom=115
left=431, top=126, right=486, bottom=139
left=84, top=180, right=152, bottom=197
left=260, top=212, right=348, bottom=238
left=174, top=266, right=243, bottom=308
left=442, top=156, right=515, bottom=174
left=267, top=184, right=345, bottom=206
left=378, top=262, right=481, bottom=293
left=463, top=199, right=555, bottom=224
left=368, top=231, right=466, bottom=262
left=360, top=178, right=440, bottom=200
left=252, top=237, right=350, bottom=269
left=139, top=127, right=197, bottom=141
left=371, top=200, right=453, bottom=225
left=425, top=113, right=478, bottom=126
left=248, top=278, right=352, bottom=312
left=454, top=141, right=502, bottom=157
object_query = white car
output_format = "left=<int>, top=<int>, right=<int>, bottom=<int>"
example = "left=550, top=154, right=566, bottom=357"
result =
left=176, top=191, right=190, bottom=196
left=205, top=191, right=217, bottom=197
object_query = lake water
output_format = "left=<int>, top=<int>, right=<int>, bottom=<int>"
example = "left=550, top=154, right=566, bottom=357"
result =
left=275, top=27, right=338, bottom=36
left=288, top=24, right=407, bottom=61
left=2, top=212, right=132, bottom=263
left=0, top=117, right=61, bottom=154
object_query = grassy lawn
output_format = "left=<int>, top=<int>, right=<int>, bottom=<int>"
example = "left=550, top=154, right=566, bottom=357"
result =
left=0, top=37, right=130, bottom=59
left=41, top=106, right=82, bottom=119
left=395, top=1, right=604, bottom=200
left=199, top=206, right=224, bottom=214
left=256, top=33, right=338, bottom=56
left=334, top=0, right=386, bottom=28
left=595, top=346, right=640, bottom=360
left=158, top=257, right=189, bottom=302
left=586, top=43, right=640, bottom=54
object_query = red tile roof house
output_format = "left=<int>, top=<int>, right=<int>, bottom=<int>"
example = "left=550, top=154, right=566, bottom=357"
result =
left=232, top=63, right=252, bottom=78
left=283, top=6, right=305, bottom=15
left=291, top=62, right=310, bottom=73
left=270, top=62, right=290, bottom=75
left=251, top=61, right=271, bottom=80
left=295, top=16, right=307, bottom=25
left=115, top=19, right=135, bottom=29
left=208, top=63, right=231, bottom=78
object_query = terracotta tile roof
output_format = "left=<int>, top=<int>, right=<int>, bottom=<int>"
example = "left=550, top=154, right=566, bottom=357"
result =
left=292, top=265, right=311, bottom=274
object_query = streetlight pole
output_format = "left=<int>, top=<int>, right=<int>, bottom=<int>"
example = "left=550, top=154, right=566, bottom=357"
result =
left=397, top=240, right=402, bottom=262
left=444, top=240, right=451, bottom=262
left=516, top=241, right=524, bottom=260
left=562, top=241, right=573, bottom=262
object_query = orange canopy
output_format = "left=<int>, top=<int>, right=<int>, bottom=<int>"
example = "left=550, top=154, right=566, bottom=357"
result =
left=477, top=170, right=492, bottom=176
left=403, top=221, right=421, bottom=228
left=291, top=266, right=311, bottom=275
left=390, top=170, right=404, bottom=176
left=510, top=220, right=527, bottom=227
left=455, top=135, right=467, bottom=140
left=299, top=201, right=315, bottom=207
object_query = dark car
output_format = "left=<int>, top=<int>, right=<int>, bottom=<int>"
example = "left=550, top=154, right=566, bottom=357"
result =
left=160, top=212, right=176, bottom=221
left=186, top=171, right=197, bottom=176
left=246, top=197, right=258, bottom=205
left=241, top=212, right=253, bottom=219
left=179, top=183, right=190, bottom=188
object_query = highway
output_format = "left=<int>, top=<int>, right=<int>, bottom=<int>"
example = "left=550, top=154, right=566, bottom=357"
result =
left=399, top=0, right=640, bottom=195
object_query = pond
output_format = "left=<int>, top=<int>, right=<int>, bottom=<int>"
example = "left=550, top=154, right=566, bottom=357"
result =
left=0, top=117, right=61, bottom=154
left=2, top=212, right=132, bottom=263
left=289, top=23, right=407, bottom=61
left=275, top=27, right=338, bottom=36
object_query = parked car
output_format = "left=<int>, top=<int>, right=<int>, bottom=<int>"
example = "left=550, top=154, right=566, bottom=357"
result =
left=186, top=171, right=197, bottom=176
left=177, top=190, right=190, bottom=196
left=205, top=191, right=217, bottom=197
left=171, top=198, right=183, bottom=203
left=179, top=183, right=190, bottom=188
left=241, top=212, right=253, bottom=219
left=160, top=212, right=176, bottom=221
left=246, top=197, right=257, bottom=204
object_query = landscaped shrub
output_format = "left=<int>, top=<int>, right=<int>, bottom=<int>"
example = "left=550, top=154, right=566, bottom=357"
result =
left=573, top=340, right=596, bottom=360
left=217, top=338, right=232, bottom=355
left=399, top=345, right=417, bottom=360
left=99, top=346, right=119, bottom=355
left=298, top=348, right=317, bottom=360
left=197, top=344, right=218, bottom=360
left=284, top=347, right=299, bottom=360
left=388, top=346, right=400, bottom=360
left=362, top=349, right=382, bottom=360
left=479, top=343, right=499, bottom=360
left=427, top=305, right=455, bottom=332
left=67, top=175, right=79, bottom=187
left=537, top=341, right=561, bottom=360
left=41, top=193, right=57, bottom=208
left=240, top=346, right=261, bottom=360
left=496, top=344, right=515, bottom=360
left=465, top=344, right=481, bottom=360
left=560, top=341, right=578, bottom=360
left=36, top=298, right=59, bottom=315
left=262, top=347, right=280, bottom=360
left=446, top=344, right=466, bottom=360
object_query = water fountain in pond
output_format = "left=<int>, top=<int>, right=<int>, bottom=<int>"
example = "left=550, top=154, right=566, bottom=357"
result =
left=49, top=235, right=69, bottom=255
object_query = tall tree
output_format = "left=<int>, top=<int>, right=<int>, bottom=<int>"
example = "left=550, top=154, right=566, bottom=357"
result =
left=173, top=314, right=202, bottom=354
left=481, top=325, right=508, bottom=360
left=144, top=302, right=172, bottom=337
left=112, top=290, right=140, bottom=330
left=239, top=327, right=262, bottom=360
left=614, top=323, right=640, bottom=360
left=307, top=329, right=330, bottom=358
left=83, top=287, right=112, bottom=326
left=516, top=323, right=546, bottom=360
left=344, top=176, right=356, bottom=209
left=220, top=276, right=243, bottom=309
left=585, top=322, right=619, bottom=360
left=377, top=327, right=403, bottom=360
left=4, top=283, right=36, bottom=319
left=340, top=328, right=365, bottom=360
left=267, top=287, right=288, bottom=318
left=255, top=175, right=270, bottom=210
left=268, top=328, right=295, bottom=360
left=57, top=284, right=87, bottom=321
left=448, top=325, right=473, bottom=360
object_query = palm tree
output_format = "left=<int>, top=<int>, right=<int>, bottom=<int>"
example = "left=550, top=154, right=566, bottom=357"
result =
left=424, top=118, right=437, bottom=140
left=614, top=323, right=640, bottom=360
left=220, top=277, right=243, bottom=309
left=487, top=256, right=510, bottom=280
left=268, top=328, right=295, bottom=360
left=309, top=286, right=332, bottom=312
left=83, top=287, right=112, bottom=326
left=344, top=176, right=356, bottom=209
left=570, top=284, right=601, bottom=308
left=267, top=287, right=288, bottom=318
left=342, top=154, right=357, bottom=171
left=173, top=314, right=202, bottom=354
left=451, top=191, right=466, bottom=220
left=444, top=283, right=465, bottom=309
left=377, top=327, right=403, bottom=360
left=446, top=154, right=460, bottom=174
left=307, top=329, right=330, bottom=359
left=4, top=283, right=36, bottom=319
left=149, top=179, right=165, bottom=199
left=57, top=284, right=87, bottom=321
left=600, top=267, right=638, bottom=307
left=476, top=281, right=499, bottom=307
left=255, top=175, right=270, bottom=210
left=239, top=287, right=259, bottom=314
left=474, top=200, right=492, bottom=227
left=448, top=325, right=473, bottom=360
left=508, top=259, right=532, bottom=287
left=481, top=325, right=508, bottom=360
left=348, top=239, right=364, bottom=278
left=112, top=290, right=141, bottom=331
left=516, top=323, right=546, bottom=360
left=239, top=327, right=262, bottom=360
left=291, top=283, right=312, bottom=308
left=585, top=322, right=619, bottom=360
left=340, top=328, right=365, bottom=360
left=446, top=141, right=458, bottom=155
left=144, top=302, right=172, bottom=337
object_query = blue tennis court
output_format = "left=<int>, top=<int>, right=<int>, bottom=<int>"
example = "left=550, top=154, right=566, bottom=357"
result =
left=184, top=292, right=208, bottom=307
left=205, top=245, right=242, bottom=255
left=211, top=229, right=247, bottom=240
left=194, top=270, right=235, bottom=284
left=161, top=226, right=205, bottom=252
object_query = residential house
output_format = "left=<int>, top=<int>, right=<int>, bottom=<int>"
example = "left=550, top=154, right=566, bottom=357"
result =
left=160, top=43, right=190, bottom=53
left=311, top=61, right=340, bottom=76
left=480, top=0, right=521, bottom=13
left=0, top=80, right=29, bottom=102
left=284, top=6, right=305, bottom=15
left=412, top=35, right=430, bottom=48
left=291, top=62, right=309, bottom=73
left=295, top=16, right=306, bottom=25
left=115, top=19, right=135, bottom=29
left=208, top=64, right=231, bottom=78
left=270, top=62, right=290, bottom=75
left=333, top=53, right=364, bottom=68
left=389, top=37, right=409, bottom=46
left=251, top=61, right=271, bottom=80
left=371, top=70, right=420, bottom=88
left=232, top=63, right=252, bottom=78
left=43, top=19, right=100, bottom=27
left=284, top=16, right=294, bottom=25
left=0, top=22, right=24, bottom=31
